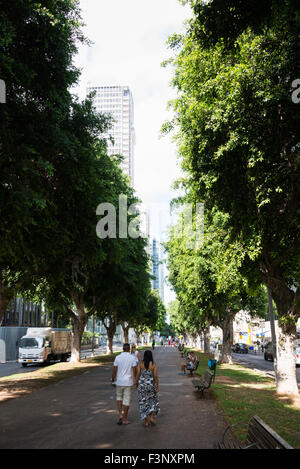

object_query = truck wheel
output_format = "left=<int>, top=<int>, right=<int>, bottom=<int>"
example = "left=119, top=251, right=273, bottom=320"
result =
left=22, top=363, right=28, bottom=367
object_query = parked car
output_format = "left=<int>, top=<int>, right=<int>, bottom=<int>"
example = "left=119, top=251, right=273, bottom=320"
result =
left=264, top=342, right=300, bottom=365
left=232, top=343, right=248, bottom=354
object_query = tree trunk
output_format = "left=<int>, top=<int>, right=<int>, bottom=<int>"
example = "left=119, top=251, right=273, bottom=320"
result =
left=191, top=333, right=197, bottom=348
left=187, top=332, right=195, bottom=347
left=275, top=322, right=298, bottom=395
left=71, top=314, right=87, bottom=362
left=103, top=312, right=117, bottom=354
left=220, top=312, right=234, bottom=364
left=0, top=273, right=14, bottom=325
left=0, top=295, right=11, bottom=326
left=203, top=328, right=211, bottom=354
left=196, top=334, right=202, bottom=350
left=70, top=293, right=88, bottom=362
left=266, top=275, right=299, bottom=395
left=267, top=288, right=277, bottom=361
left=134, top=328, right=143, bottom=346
left=107, top=333, right=114, bottom=355
left=120, top=321, right=130, bottom=344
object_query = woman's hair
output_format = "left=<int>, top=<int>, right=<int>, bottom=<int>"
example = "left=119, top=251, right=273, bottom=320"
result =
left=143, top=350, right=153, bottom=370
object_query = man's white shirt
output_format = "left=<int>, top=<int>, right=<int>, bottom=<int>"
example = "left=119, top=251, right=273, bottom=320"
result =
left=114, top=352, right=137, bottom=386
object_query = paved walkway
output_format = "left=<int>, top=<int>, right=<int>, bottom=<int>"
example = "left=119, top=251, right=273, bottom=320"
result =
left=0, top=346, right=226, bottom=449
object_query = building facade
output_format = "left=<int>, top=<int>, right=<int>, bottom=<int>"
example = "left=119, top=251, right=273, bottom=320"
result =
left=86, top=85, right=135, bottom=183
left=1, top=298, right=54, bottom=328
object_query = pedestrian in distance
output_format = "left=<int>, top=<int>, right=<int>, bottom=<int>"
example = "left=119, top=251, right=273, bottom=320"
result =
left=152, top=339, right=155, bottom=350
left=135, top=349, right=160, bottom=427
left=111, top=343, right=137, bottom=425
left=131, top=343, right=141, bottom=366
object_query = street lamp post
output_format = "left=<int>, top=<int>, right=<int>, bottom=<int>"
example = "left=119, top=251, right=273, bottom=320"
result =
left=91, top=315, right=95, bottom=356
left=267, top=288, right=277, bottom=362
left=91, top=296, right=96, bottom=357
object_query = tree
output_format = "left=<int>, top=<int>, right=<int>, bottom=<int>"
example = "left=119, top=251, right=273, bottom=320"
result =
left=165, top=207, right=266, bottom=363
left=147, top=290, right=167, bottom=335
left=41, top=145, right=140, bottom=360
left=165, top=0, right=300, bottom=394
left=117, top=235, right=152, bottom=344
left=0, top=0, right=86, bottom=320
left=158, top=321, right=175, bottom=339
left=131, top=290, right=166, bottom=345
left=94, top=234, right=151, bottom=354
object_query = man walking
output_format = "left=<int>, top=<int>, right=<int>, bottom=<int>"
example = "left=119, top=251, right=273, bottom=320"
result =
left=112, top=343, right=137, bottom=425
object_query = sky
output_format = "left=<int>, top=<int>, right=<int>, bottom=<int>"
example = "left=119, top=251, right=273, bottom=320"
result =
left=72, top=0, right=192, bottom=307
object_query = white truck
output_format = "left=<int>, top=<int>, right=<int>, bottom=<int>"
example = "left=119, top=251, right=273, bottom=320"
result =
left=18, top=328, right=72, bottom=367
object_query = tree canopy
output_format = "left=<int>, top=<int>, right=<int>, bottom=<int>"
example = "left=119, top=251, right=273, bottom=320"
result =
left=0, top=0, right=155, bottom=361
left=165, top=207, right=266, bottom=361
left=0, top=0, right=86, bottom=317
left=164, top=0, right=300, bottom=393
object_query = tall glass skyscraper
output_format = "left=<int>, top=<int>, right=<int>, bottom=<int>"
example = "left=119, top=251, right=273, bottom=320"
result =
left=150, top=238, right=165, bottom=303
left=151, top=239, right=160, bottom=291
left=159, top=255, right=165, bottom=303
left=86, top=85, right=135, bottom=183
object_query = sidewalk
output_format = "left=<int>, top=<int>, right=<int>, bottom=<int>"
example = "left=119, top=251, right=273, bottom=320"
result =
left=0, top=346, right=227, bottom=449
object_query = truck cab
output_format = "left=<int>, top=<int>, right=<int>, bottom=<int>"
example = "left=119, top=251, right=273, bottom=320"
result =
left=18, top=335, right=48, bottom=366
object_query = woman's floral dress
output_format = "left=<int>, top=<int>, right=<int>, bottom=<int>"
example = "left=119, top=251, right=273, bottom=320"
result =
left=137, top=368, right=160, bottom=421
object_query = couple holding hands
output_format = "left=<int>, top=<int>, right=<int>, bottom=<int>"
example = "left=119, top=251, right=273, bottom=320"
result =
left=112, top=344, right=160, bottom=427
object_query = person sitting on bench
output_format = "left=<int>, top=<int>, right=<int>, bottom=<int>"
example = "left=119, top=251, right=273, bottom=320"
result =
left=181, top=351, right=197, bottom=375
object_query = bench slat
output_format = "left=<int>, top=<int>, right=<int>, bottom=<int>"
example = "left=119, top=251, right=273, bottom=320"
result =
left=192, top=370, right=213, bottom=396
left=216, top=415, right=293, bottom=450
left=246, top=415, right=292, bottom=450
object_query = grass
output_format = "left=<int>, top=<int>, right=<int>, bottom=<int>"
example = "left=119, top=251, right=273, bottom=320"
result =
left=190, top=348, right=300, bottom=448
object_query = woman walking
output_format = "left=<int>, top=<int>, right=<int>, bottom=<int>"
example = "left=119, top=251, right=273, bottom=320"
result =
left=135, top=350, right=160, bottom=427
left=131, top=344, right=141, bottom=366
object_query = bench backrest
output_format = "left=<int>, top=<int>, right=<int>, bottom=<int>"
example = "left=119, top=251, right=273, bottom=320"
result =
left=247, top=415, right=293, bottom=449
left=204, top=370, right=213, bottom=386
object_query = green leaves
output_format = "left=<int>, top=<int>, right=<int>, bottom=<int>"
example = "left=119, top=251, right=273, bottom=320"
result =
left=165, top=0, right=300, bottom=306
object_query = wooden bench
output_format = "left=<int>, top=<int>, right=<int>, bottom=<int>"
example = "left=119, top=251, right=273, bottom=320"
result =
left=192, top=370, right=213, bottom=397
left=186, top=359, right=199, bottom=376
left=216, top=415, right=293, bottom=449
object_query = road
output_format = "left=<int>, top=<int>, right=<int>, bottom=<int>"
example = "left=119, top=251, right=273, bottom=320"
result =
left=232, top=351, right=300, bottom=385
left=2, top=346, right=299, bottom=387
left=0, top=345, right=122, bottom=379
